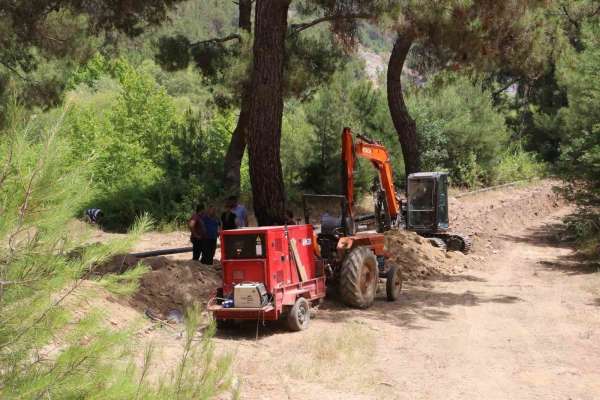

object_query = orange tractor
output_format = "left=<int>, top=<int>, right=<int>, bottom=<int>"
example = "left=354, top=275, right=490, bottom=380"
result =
left=301, top=127, right=405, bottom=308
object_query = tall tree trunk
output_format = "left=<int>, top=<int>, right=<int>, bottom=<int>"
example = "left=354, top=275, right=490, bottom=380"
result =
left=223, top=92, right=250, bottom=195
left=246, top=0, right=290, bottom=226
left=387, top=34, right=421, bottom=177
left=222, top=0, right=252, bottom=195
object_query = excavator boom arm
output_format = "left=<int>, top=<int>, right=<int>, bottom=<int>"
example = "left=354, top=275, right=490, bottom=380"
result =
left=342, top=127, right=400, bottom=221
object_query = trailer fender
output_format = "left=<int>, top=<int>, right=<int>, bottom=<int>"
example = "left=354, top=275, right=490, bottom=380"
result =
left=282, top=289, right=310, bottom=306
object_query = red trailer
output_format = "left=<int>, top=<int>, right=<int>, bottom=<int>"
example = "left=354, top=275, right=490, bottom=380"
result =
left=208, top=224, right=326, bottom=331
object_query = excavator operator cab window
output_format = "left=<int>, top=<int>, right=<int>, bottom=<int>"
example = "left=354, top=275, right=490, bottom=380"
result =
left=437, top=174, right=449, bottom=229
left=407, top=178, right=436, bottom=228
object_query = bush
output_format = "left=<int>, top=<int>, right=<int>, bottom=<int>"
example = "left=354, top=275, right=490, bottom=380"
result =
left=494, top=144, right=546, bottom=184
left=300, top=61, right=402, bottom=196
left=0, top=107, right=233, bottom=398
left=556, top=21, right=600, bottom=210
left=407, top=74, right=511, bottom=187
left=64, top=56, right=235, bottom=230
left=554, top=21, right=600, bottom=254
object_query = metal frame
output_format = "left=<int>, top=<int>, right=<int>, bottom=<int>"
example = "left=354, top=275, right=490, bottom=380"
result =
left=302, top=194, right=351, bottom=236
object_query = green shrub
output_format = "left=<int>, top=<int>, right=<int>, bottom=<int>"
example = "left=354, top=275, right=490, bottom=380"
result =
left=64, top=56, right=235, bottom=230
left=0, top=106, right=233, bottom=398
left=407, top=74, right=511, bottom=188
left=556, top=21, right=600, bottom=210
left=300, top=62, right=401, bottom=196
left=554, top=21, right=600, bottom=254
left=494, top=144, right=546, bottom=184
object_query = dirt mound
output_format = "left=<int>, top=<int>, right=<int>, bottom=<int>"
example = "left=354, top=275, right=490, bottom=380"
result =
left=449, top=180, right=563, bottom=255
left=129, top=257, right=222, bottom=318
left=385, top=230, right=473, bottom=280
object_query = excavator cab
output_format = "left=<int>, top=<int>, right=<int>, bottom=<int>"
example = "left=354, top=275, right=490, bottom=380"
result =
left=406, top=172, right=449, bottom=233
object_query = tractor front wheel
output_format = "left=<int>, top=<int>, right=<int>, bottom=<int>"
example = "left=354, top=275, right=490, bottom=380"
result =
left=339, top=247, right=378, bottom=308
left=287, top=297, right=310, bottom=331
left=385, top=265, right=403, bottom=301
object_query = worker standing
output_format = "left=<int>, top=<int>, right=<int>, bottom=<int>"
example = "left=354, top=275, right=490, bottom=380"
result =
left=201, top=205, right=220, bottom=265
left=84, top=208, right=103, bottom=224
left=221, top=202, right=237, bottom=230
left=228, top=195, right=248, bottom=228
left=188, top=204, right=207, bottom=261
left=285, top=210, right=296, bottom=225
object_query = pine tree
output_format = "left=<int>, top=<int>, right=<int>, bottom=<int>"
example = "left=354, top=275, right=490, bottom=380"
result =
left=384, top=0, right=550, bottom=176
left=0, top=104, right=233, bottom=398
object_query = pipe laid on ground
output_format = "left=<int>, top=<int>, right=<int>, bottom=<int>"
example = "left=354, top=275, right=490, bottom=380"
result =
left=130, top=247, right=193, bottom=258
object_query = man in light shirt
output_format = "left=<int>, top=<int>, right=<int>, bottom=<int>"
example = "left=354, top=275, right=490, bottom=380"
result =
left=227, top=195, right=248, bottom=228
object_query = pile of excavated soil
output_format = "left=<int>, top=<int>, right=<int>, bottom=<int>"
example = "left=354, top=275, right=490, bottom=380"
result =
left=385, top=230, right=474, bottom=280
left=449, top=180, right=563, bottom=255
left=97, top=254, right=222, bottom=319
left=130, top=257, right=222, bottom=319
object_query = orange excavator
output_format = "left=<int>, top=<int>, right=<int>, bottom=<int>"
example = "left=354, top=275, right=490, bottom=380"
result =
left=341, top=126, right=471, bottom=252
left=301, top=127, right=470, bottom=309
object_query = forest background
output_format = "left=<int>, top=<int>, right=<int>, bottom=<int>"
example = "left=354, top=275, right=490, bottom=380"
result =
left=6, top=0, right=595, bottom=230
left=1, top=1, right=599, bottom=397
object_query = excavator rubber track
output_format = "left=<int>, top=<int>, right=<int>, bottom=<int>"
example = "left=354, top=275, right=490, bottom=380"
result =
left=427, top=237, right=447, bottom=251
left=425, top=233, right=472, bottom=254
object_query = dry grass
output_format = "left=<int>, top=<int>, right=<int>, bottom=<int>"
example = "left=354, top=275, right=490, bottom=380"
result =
left=284, top=321, right=377, bottom=390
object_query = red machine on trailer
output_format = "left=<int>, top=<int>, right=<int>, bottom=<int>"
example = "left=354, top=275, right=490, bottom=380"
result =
left=208, top=224, right=326, bottom=331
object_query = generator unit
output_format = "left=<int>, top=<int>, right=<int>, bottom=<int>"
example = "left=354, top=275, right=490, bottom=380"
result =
left=209, top=225, right=326, bottom=331
left=233, top=283, right=269, bottom=308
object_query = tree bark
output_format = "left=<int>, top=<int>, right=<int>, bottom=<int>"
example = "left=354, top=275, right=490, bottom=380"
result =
left=387, top=34, right=421, bottom=177
left=222, top=0, right=252, bottom=195
left=222, top=93, right=250, bottom=195
left=246, top=0, right=290, bottom=226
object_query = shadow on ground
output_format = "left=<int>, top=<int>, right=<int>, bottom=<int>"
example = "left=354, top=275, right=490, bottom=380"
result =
left=428, top=274, right=487, bottom=283
left=211, top=270, right=519, bottom=340
left=498, top=220, right=598, bottom=276
left=498, top=221, right=571, bottom=249
left=315, top=282, right=522, bottom=330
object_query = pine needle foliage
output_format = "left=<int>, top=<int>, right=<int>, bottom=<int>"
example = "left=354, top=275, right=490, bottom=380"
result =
left=0, top=104, right=233, bottom=398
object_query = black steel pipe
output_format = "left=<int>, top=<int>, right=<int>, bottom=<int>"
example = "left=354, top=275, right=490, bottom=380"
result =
left=130, top=247, right=193, bottom=258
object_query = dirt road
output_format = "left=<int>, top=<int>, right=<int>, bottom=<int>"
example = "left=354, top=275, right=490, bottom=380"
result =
left=214, top=199, right=600, bottom=399
left=82, top=181, right=600, bottom=399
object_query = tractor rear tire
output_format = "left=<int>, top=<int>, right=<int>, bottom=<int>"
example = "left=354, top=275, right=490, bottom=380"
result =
left=339, top=247, right=378, bottom=308
left=385, top=265, right=403, bottom=301
left=287, top=297, right=310, bottom=331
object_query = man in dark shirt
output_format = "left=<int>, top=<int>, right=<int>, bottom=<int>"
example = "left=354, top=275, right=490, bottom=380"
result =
left=200, top=206, right=220, bottom=265
left=221, top=203, right=237, bottom=230
left=188, top=204, right=206, bottom=261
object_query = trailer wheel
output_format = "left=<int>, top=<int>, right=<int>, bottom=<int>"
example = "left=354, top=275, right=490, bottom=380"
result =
left=385, top=265, right=403, bottom=301
left=287, top=297, right=310, bottom=331
left=339, top=247, right=378, bottom=308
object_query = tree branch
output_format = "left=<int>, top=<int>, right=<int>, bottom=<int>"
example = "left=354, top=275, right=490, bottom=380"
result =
left=0, top=60, right=33, bottom=83
left=560, top=4, right=580, bottom=29
left=190, top=33, right=241, bottom=48
left=289, top=13, right=371, bottom=36
left=0, top=140, right=14, bottom=191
